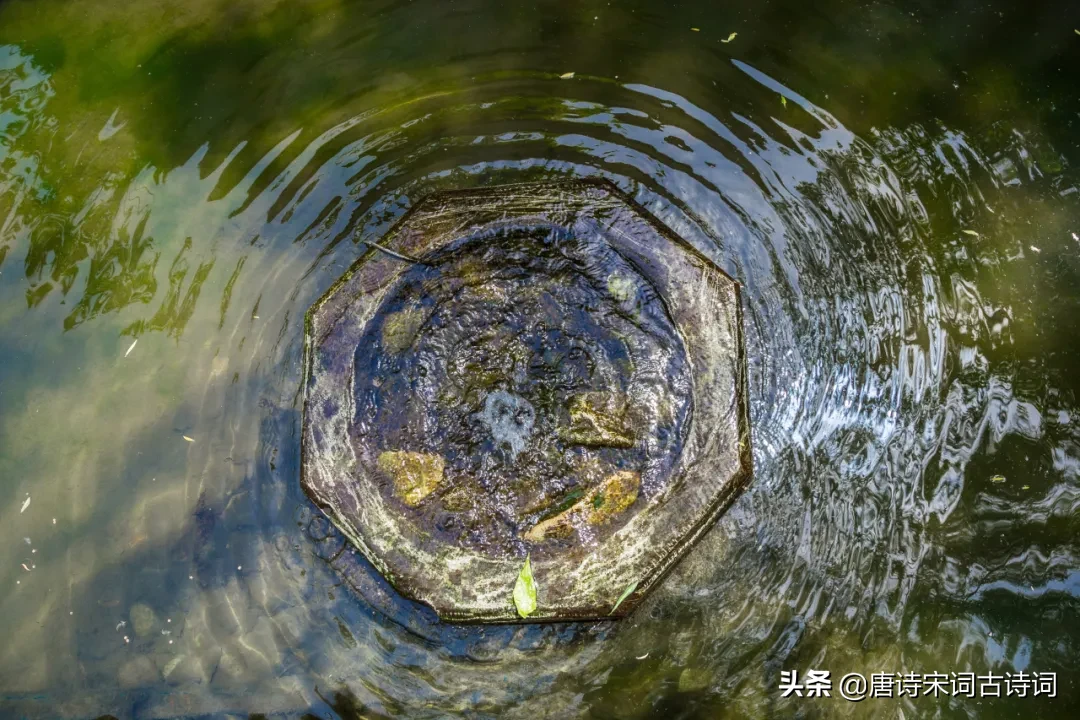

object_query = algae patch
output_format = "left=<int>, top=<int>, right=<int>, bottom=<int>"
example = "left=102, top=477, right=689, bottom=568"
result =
left=377, top=450, right=445, bottom=506
left=559, top=391, right=635, bottom=448
left=381, top=306, right=427, bottom=354
left=524, top=470, right=640, bottom=542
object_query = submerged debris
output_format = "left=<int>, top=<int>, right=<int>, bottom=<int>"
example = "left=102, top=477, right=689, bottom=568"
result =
left=721, top=32, right=737, bottom=43
left=559, top=71, right=575, bottom=79
left=367, top=240, right=422, bottom=264
left=19, top=496, right=30, bottom=513
left=124, top=339, right=137, bottom=357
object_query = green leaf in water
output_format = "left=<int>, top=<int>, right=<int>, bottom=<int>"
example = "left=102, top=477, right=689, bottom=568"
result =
left=610, top=581, right=638, bottom=614
left=559, top=71, right=575, bottom=80
left=721, top=32, right=737, bottom=43
left=780, top=95, right=787, bottom=109
left=991, top=474, right=1006, bottom=483
left=513, top=555, right=537, bottom=618
left=962, top=229, right=980, bottom=237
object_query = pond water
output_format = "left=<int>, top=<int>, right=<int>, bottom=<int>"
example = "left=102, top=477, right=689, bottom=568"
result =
left=1, top=0, right=1079, bottom=717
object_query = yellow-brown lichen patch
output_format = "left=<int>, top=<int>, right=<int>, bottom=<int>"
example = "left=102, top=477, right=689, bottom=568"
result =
left=381, top=306, right=427, bottom=354
left=586, top=470, right=639, bottom=524
left=523, top=470, right=641, bottom=542
left=522, top=512, right=577, bottom=542
left=558, top=391, right=636, bottom=448
left=607, top=273, right=636, bottom=302
left=377, top=450, right=445, bottom=506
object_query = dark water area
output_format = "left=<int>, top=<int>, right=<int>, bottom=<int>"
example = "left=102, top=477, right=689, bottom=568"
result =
left=1, top=0, right=1079, bottom=717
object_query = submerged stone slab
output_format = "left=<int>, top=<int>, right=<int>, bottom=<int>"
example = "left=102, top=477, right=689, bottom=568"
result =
left=300, top=179, right=752, bottom=622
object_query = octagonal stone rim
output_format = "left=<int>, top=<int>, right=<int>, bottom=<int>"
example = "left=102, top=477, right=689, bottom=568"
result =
left=300, top=178, right=753, bottom=623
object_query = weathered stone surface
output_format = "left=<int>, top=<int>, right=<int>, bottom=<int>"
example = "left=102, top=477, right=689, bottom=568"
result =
left=301, top=179, right=752, bottom=622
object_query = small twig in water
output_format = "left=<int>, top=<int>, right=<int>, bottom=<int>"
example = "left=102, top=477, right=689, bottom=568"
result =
left=366, top=241, right=423, bottom=264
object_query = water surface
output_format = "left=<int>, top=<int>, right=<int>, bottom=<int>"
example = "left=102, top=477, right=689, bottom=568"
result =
left=1, top=0, right=1079, bottom=717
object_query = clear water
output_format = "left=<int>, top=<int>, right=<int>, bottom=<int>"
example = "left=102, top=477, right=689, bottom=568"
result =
left=1, top=0, right=1079, bottom=717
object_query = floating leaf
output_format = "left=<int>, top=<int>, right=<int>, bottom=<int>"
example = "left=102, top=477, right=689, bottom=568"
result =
left=991, top=474, right=1006, bottom=483
left=124, top=339, right=137, bottom=357
left=1075, top=29, right=1080, bottom=35
left=610, top=581, right=638, bottom=614
left=513, top=555, right=537, bottom=618
left=721, top=32, right=737, bottom=43
left=1022, top=485, right=1031, bottom=490
left=183, top=435, right=195, bottom=443
left=691, top=27, right=700, bottom=32
left=559, top=71, right=575, bottom=80
left=962, top=229, right=980, bottom=237
left=780, top=95, right=787, bottom=109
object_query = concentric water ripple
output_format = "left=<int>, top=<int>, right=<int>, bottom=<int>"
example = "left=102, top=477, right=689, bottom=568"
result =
left=0, top=22, right=1078, bottom=717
